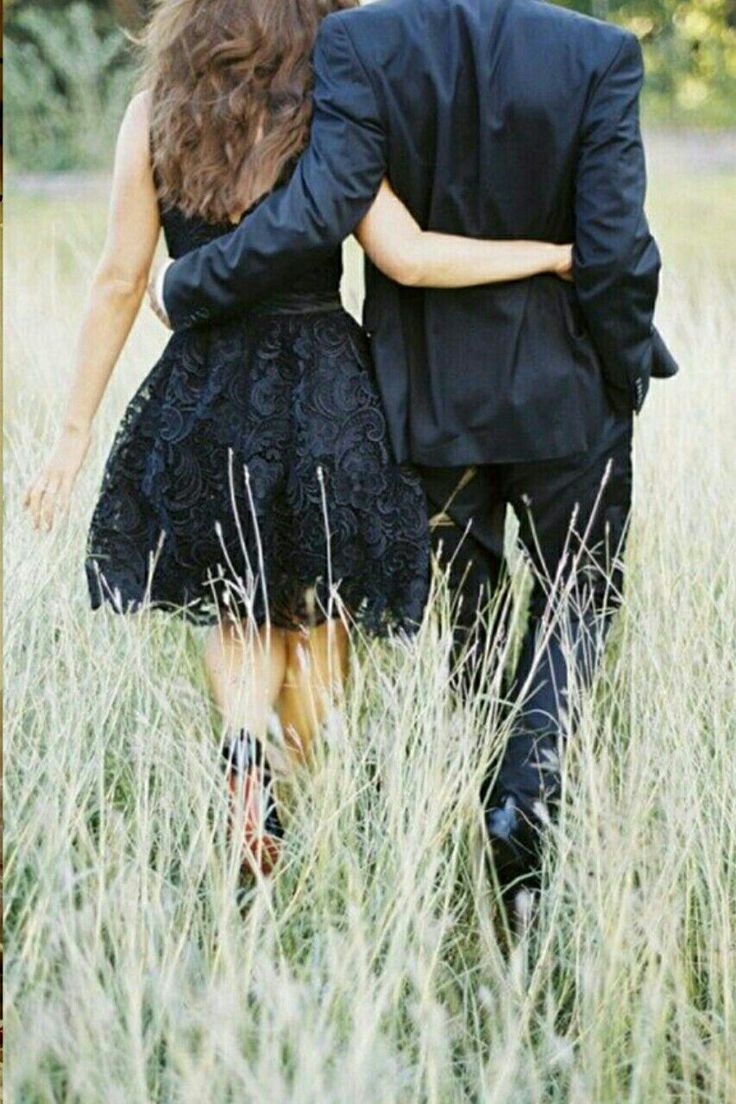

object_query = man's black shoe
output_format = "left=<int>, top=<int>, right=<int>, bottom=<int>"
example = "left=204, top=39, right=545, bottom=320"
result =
left=484, top=793, right=541, bottom=891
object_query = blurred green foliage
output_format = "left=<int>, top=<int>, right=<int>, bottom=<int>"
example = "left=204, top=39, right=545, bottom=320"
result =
left=560, top=0, right=736, bottom=125
left=5, top=0, right=736, bottom=172
left=4, top=1, right=138, bottom=171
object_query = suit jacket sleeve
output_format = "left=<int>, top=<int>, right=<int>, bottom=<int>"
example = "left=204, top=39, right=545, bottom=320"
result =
left=162, top=14, right=386, bottom=329
left=573, top=31, right=661, bottom=414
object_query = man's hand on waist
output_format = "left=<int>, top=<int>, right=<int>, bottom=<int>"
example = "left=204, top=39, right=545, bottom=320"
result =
left=148, top=259, right=174, bottom=329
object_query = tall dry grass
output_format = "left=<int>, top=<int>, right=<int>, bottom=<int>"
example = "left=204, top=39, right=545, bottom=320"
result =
left=3, top=160, right=736, bottom=1102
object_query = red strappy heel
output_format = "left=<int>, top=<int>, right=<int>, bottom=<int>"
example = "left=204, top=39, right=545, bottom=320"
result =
left=221, top=730, right=284, bottom=876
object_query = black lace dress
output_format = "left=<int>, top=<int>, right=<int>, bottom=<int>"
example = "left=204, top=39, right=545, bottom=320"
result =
left=85, top=202, right=430, bottom=634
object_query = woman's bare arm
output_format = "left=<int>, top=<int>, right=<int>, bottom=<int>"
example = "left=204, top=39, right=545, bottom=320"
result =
left=355, top=179, right=572, bottom=288
left=24, top=91, right=161, bottom=530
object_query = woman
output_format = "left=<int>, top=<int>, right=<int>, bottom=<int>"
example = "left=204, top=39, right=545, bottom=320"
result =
left=23, top=0, right=573, bottom=876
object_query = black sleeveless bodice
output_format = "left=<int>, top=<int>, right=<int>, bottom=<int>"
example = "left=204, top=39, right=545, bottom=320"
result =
left=161, top=204, right=344, bottom=313
left=85, top=201, right=429, bottom=633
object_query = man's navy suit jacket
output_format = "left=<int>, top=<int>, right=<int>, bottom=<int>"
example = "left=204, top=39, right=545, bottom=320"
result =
left=163, top=0, right=678, bottom=466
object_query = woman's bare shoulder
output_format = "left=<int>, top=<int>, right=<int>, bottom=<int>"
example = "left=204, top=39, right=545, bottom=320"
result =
left=124, top=89, right=153, bottom=129
left=113, top=90, right=154, bottom=168
left=111, top=89, right=156, bottom=186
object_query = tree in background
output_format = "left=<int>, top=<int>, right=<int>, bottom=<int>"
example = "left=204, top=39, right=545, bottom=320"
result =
left=5, top=0, right=736, bottom=172
left=4, top=0, right=143, bottom=171
left=560, top=0, right=736, bottom=123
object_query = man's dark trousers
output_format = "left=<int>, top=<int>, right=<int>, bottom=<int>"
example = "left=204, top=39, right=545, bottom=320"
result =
left=418, top=407, right=634, bottom=893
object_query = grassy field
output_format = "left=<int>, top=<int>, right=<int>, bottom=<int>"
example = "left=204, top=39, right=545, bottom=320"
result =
left=4, top=142, right=736, bottom=1102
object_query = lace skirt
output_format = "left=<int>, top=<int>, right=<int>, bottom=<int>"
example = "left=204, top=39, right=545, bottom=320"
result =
left=85, top=305, right=430, bottom=635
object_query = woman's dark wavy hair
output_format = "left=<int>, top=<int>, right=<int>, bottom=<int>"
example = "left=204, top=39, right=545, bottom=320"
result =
left=141, top=0, right=357, bottom=223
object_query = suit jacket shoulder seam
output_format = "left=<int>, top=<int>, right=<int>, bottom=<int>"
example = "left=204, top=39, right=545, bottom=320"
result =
left=332, top=14, right=387, bottom=131
left=594, top=29, right=639, bottom=97
left=581, top=28, right=640, bottom=124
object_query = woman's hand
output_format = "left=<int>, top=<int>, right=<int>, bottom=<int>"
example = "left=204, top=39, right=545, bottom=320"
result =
left=552, top=244, right=574, bottom=281
left=23, top=425, right=92, bottom=532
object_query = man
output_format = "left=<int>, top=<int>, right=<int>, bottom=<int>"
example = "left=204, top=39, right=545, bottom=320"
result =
left=150, top=0, right=678, bottom=904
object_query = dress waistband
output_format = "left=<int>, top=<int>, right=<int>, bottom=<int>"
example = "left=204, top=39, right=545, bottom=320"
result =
left=250, top=291, right=344, bottom=316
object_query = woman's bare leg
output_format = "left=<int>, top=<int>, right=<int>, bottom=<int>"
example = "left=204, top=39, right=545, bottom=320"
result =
left=203, top=617, right=288, bottom=874
left=277, top=619, right=350, bottom=761
left=203, top=618, right=287, bottom=740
